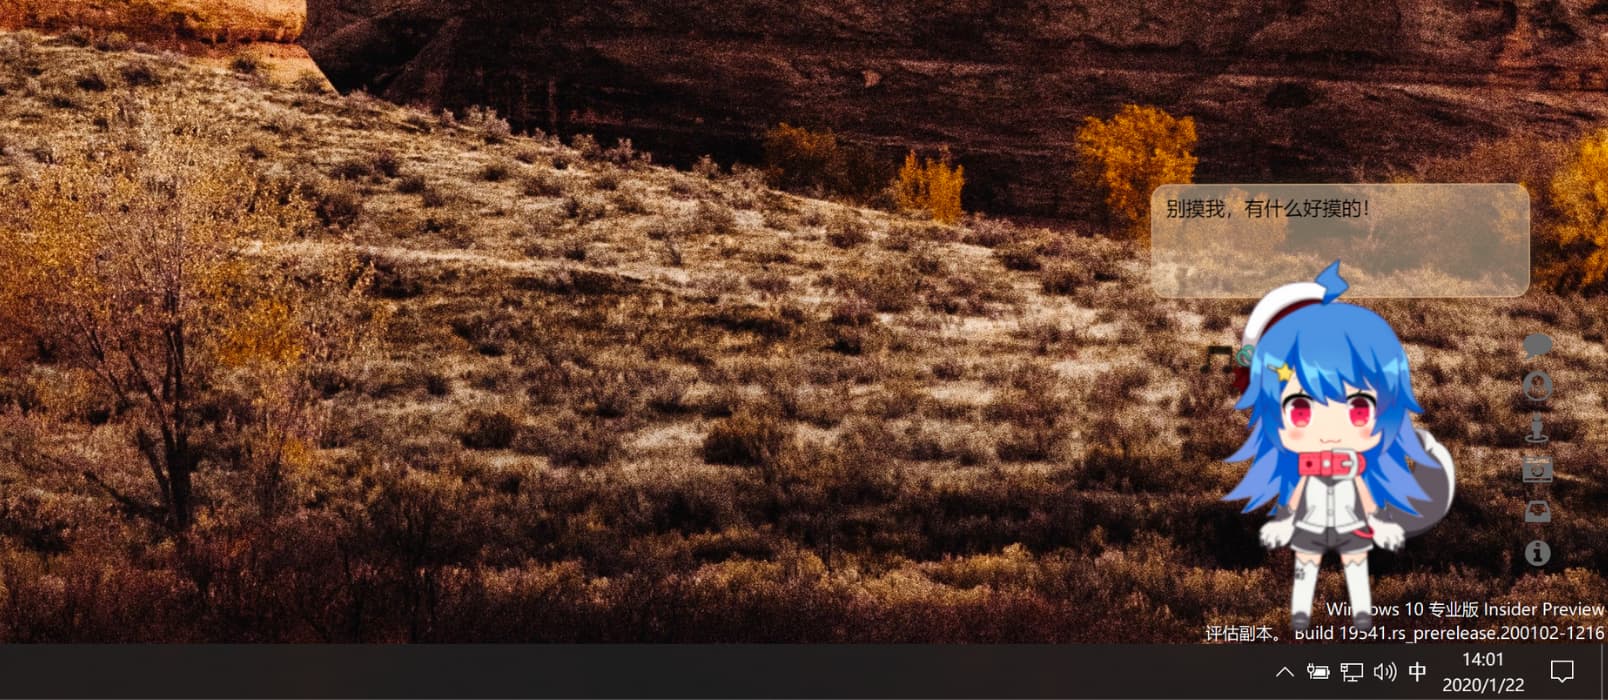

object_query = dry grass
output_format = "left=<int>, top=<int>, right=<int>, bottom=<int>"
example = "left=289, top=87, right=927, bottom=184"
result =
left=0, top=31, right=1602, bottom=642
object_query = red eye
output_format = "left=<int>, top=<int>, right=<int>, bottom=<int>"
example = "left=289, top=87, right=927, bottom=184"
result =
left=1349, top=397, right=1374, bottom=426
left=1287, top=397, right=1311, bottom=428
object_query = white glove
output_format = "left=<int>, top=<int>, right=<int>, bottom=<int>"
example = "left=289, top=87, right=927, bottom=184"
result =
left=1260, top=518, right=1295, bottom=549
left=1370, top=518, right=1406, bottom=551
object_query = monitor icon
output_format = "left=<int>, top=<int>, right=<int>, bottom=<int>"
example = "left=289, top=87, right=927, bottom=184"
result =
left=1522, top=456, right=1554, bottom=484
left=1340, top=662, right=1364, bottom=683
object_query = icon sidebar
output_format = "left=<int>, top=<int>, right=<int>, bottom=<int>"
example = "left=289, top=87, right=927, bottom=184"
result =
left=1522, top=334, right=1554, bottom=567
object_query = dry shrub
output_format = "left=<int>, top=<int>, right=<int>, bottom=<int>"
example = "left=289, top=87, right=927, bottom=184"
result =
left=643, top=365, right=699, bottom=415
left=603, top=138, right=643, bottom=167
left=962, top=215, right=1021, bottom=247
left=522, top=171, right=566, bottom=197
left=480, top=159, right=515, bottom=182
left=463, top=105, right=512, bottom=143
left=1013, top=318, right=1080, bottom=355
left=763, top=122, right=840, bottom=195
left=230, top=53, right=259, bottom=75
left=571, top=133, right=602, bottom=159
left=513, top=147, right=543, bottom=164
left=703, top=408, right=794, bottom=468
left=929, top=270, right=1021, bottom=317
left=459, top=409, right=520, bottom=450
left=420, top=184, right=457, bottom=209
left=310, top=179, right=364, bottom=229
left=292, top=71, right=328, bottom=94
left=370, top=149, right=402, bottom=178
left=984, top=363, right=1069, bottom=462
left=612, top=189, right=650, bottom=215
left=93, top=31, right=132, bottom=52
left=518, top=411, right=620, bottom=467
left=330, top=157, right=373, bottom=181
left=745, top=271, right=792, bottom=298
left=994, top=242, right=1042, bottom=271
left=118, top=58, right=161, bottom=87
left=693, top=154, right=722, bottom=178
left=74, top=65, right=112, bottom=92
left=1040, top=262, right=1092, bottom=295
left=834, top=261, right=925, bottom=313
left=825, top=210, right=871, bottom=248
left=592, top=170, right=621, bottom=190
left=396, top=173, right=429, bottom=194
left=694, top=200, right=738, bottom=235
left=562, top=195, right=607, bottom=224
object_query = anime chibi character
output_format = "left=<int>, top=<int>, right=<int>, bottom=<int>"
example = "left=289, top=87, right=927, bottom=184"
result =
left=1224, top=261, right=1455, bottom=631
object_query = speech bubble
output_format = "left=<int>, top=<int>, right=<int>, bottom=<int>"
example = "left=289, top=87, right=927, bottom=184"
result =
left=1551, top=659, right=1575, bottom=683
left=1524, top=333, right=1553, bottom=359
left=1150, top=183, right=1531, bottom=298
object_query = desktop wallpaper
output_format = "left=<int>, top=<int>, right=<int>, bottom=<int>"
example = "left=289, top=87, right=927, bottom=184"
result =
left=0, top=0, right=1601, bottom=642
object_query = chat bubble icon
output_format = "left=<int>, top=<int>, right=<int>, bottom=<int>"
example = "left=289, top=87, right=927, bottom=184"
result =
left=1524, top=333, right=1553, bottom=359
left=1551, top=659, right=1575, bottom=683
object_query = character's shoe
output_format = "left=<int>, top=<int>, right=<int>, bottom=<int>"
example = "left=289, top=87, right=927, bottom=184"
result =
left=1292, top=612, right=1310, bottom=631
left=1353, top=612, right=1372, bottom=631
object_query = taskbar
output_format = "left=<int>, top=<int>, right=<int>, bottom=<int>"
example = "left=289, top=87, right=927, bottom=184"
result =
left=0, top=644, right=1599, bottom=699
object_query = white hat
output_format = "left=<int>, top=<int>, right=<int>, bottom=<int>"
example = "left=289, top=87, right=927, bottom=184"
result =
left=1239, top=281, right=1326, bottom=359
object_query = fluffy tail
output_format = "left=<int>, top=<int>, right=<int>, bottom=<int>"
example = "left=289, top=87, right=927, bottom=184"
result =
left=1396, top=427, right=1456, bottom=538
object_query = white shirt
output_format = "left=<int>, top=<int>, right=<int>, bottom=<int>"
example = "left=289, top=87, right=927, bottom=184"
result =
left=1296, top=475, right=1366, bottom=533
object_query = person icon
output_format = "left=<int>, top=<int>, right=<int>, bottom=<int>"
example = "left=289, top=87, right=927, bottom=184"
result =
left=1524, top=370, right=1553, bottom=402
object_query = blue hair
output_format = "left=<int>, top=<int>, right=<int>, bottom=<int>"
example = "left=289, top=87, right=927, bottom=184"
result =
left=1224, top=261, right=1442, bottom=515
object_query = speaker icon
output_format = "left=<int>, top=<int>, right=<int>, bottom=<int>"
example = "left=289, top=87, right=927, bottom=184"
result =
left=1374, top=662, right=1399, bottom=682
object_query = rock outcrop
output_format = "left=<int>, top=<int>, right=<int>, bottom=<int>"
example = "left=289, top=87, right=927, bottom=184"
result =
left=305, top=1, right=1608, bottom=216
left=1, top=0, right=326, bottom=87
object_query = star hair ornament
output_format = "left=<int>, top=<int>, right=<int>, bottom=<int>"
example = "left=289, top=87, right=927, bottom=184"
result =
left=1231, top=263, right=1348, bottom=394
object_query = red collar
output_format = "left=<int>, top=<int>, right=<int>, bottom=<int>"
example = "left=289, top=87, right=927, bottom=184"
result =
left=1298, top=449, right=1365, bottom=477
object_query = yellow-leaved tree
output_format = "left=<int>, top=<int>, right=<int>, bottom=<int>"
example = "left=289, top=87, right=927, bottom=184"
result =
left=764, top=122, right=845, bottom=195
left=0, top=102, right=379, bottom=529
left=1073, top=104, right=1198, bottom=242
left=1547, top=127, right=1608, bottom=290
left=892, top=148, right=965, bottom=224
left=762, top=122, right=891, bottom=201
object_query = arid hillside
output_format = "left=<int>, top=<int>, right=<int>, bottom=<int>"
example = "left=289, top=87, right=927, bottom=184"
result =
left=0, top=0, right=323, bottom=84
left=305, top=0, right=1608, bottom=216
left=0, top=30, right=1604, bottom=642
left=0, top=0, right=303, bottom=41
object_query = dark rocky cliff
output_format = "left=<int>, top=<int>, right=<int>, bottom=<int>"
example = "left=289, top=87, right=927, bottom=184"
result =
left=304, top=0, right=1608, bottom=216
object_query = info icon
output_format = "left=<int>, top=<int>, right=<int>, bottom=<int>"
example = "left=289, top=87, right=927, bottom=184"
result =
left=1526, top=540, right=1552, bottom=567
